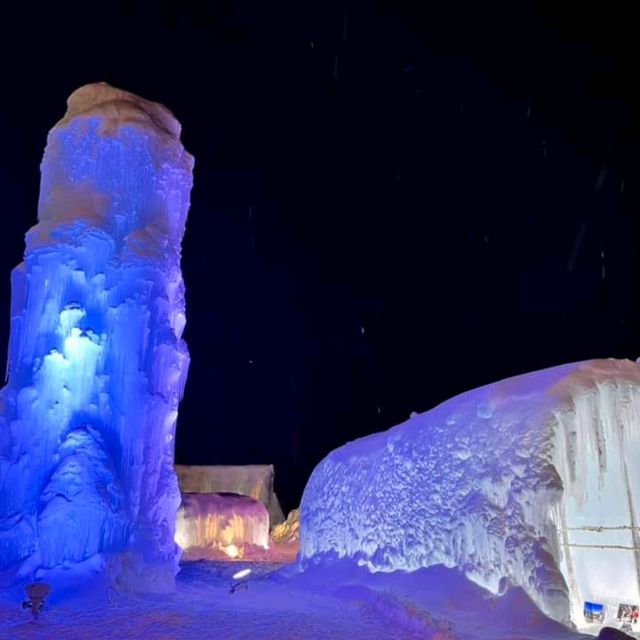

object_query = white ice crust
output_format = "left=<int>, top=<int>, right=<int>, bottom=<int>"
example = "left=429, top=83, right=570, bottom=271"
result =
left=300, top=358, right=640, bottom=629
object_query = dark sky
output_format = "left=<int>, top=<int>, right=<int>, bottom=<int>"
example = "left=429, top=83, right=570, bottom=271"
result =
left=1, top=1, right=639, bottom=511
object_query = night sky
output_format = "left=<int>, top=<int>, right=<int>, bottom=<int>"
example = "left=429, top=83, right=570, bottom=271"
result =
left=1, top=1, right=639, bottom=512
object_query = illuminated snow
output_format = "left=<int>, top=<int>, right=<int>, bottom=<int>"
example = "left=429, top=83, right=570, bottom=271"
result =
left=300, top=358, right=640, bottom=631
left=0, top=83, right=193, bottom=590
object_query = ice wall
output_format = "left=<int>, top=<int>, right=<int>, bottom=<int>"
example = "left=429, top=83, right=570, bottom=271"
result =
left=299, top=359, right=640, bottom=629
left=175, top=493, right=270, bottom=559
left=0, top=83, right=193, bottom=590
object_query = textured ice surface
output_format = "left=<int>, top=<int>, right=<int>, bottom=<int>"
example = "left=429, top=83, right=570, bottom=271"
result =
left=175, top=493, right=270, bottom=559
left=0, top=83, right=193, bottom=589
left=176, top=464, right=285, bottom=526
left=300, top=359, right=640, bottom=630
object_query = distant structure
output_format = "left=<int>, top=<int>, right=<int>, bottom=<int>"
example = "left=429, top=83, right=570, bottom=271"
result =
left=175, top=464, right=285, bottom=526
left=0, top=83, right=193, bottom=590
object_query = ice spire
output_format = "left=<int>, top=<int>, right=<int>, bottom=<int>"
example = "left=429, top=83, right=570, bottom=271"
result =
left=0, top=83, right=193, bottom=590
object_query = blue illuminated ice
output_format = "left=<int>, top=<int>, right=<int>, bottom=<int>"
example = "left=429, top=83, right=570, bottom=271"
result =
left=0, top=83, right=193, bottom=590
left=300, top=359, right=640, bottom=631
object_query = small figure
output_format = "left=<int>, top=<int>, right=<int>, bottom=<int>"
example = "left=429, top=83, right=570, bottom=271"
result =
left=229, top=580, right=249, bottom=594
left=21, top=583, right=52, bottom=618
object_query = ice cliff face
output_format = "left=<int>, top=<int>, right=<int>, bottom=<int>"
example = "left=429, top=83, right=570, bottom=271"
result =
left=300, top=359, right=640, bottom=629
left=0, top=83, right=193, bottom=590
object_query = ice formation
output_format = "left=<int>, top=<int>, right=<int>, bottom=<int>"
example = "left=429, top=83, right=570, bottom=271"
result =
left=175, top=492, right=269, bottom=560
left=300, top=359, right=640, bottom=630
left=0, top=83, right=193, bottom=589
left=270, top=507, right=301, bottom=562
left=271, top=508, right=300, bottom=546
left=176, top=464, right=285, bottom=526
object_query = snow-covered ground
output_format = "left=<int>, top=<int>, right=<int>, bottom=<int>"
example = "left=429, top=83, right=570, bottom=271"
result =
left=0, top=559, right=601, bottom=639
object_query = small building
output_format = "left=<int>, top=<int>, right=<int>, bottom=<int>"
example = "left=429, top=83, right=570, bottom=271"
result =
left=175, top=464, right=285, bottom=527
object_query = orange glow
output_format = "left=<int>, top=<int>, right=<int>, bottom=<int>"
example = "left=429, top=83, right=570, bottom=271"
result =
left=223, top=544, right=241, bottom=558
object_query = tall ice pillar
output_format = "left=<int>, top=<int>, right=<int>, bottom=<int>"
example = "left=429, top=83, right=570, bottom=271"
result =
left=0, top=83, right=193, bottom=589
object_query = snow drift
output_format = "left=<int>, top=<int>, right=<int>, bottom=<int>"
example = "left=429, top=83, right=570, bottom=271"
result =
left=0, top=83, right=193, bottom=590
left=300, top=359, right=640, bottom=631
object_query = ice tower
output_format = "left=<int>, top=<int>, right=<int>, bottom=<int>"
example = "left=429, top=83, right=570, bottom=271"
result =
left=0, top=83, right=193, bottom=590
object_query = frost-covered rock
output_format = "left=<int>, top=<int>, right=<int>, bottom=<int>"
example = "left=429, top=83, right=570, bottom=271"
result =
left=300, top=359, right=640, bottom=630
left=0, top=83, right=193, bottom=589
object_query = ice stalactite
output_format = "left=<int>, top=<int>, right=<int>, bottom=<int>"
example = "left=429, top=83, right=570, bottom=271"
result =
left=0, top=83, right=193, bottom=590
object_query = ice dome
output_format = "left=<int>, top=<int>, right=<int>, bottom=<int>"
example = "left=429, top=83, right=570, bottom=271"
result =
left=300, top=358, right=640, bottom=630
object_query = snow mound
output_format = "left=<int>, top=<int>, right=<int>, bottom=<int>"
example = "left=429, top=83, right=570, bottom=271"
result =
left=300, top=358, right=640, bottom=631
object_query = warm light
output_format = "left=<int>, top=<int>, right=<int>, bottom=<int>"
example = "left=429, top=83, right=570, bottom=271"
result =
left=223, top=544, right=240, bottom=558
